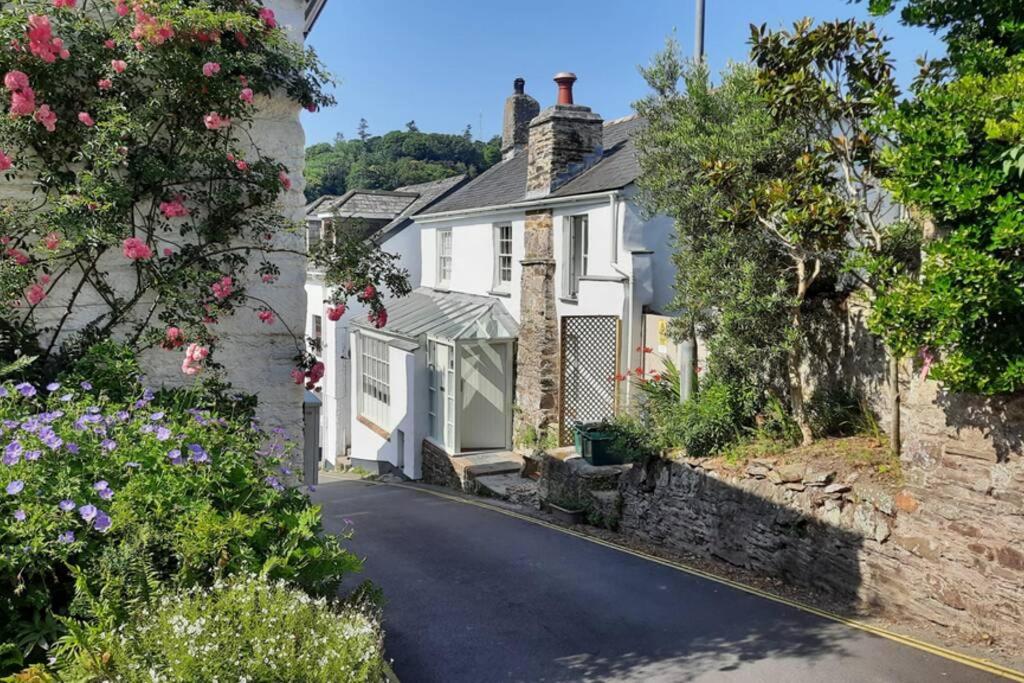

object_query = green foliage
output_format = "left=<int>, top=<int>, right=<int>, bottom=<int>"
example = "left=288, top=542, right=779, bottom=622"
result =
left=806, top=386, right=872, bottom=438
left=0, top=357, right=360, bottom=672
left=58, top=575, right=384, bottom=682
left=602, top=414, right=659, bottom=462
left=304, top=128, right=502, bottom=199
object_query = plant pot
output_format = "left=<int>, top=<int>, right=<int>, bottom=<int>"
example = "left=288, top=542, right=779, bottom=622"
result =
left=545, top=501, right=585, bottom=525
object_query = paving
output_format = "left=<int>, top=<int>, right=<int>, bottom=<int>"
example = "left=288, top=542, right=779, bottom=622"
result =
left=313, top=476, right=1009, bottom=683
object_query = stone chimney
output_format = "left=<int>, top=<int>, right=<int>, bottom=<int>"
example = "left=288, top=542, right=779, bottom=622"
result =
left=526, top=72, right=603, bottom=198
left=501, top=77, right=540, bottom=161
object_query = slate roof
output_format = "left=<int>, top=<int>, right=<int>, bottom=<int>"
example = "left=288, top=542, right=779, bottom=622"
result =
left=304, top=194, right=337, bottom=218
left=423, top=115, right=643, bottom=215
left=370, top=175, right=468, bottom=242
left=351, top=287, right=519, bottom=344
left=319, top=190, right=418, bottom=219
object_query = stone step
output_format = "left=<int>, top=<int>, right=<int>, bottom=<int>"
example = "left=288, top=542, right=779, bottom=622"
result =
left=475, top=472, right=539, bottom=507
left=451, top=450, right=524, bottom=480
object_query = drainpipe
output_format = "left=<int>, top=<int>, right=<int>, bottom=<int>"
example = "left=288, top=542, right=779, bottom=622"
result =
left=609, top=192, right=620, bottom=265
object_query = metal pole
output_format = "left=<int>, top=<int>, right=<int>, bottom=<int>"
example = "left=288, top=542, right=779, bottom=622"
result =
left=680, top=0, right=705, bottom=405
left=694, top=0, right=705, bottom=61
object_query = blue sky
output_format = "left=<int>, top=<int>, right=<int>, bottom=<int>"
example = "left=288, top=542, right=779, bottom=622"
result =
left=301, top=0, right=945, bottom=146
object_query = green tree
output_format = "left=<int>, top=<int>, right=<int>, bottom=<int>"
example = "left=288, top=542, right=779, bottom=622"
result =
left=750, top=18, right=919, bottom=453
left=864, top=1, right=1024, bottom=394
left=356, top=117, right=370, bottom=142
left=634, top=45, right=807, bottom=436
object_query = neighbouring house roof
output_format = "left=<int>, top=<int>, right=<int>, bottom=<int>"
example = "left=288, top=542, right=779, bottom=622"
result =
left=351, top=287, right=519, bottom=344
left=422, top=115, right=643, bottom=215
left=370, top=175, right=469, bottom=243
left=318, top=189, right=419, bottom=220
left=304, top=194, right=337, bottom=218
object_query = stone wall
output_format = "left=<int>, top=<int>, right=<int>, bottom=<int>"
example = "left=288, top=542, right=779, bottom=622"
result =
left=616, top=454, right=1024, bottom=648
left=526, top=104, right=603, bottom=197
left=538, top=454, right=627, bottom=529
left=514, top=210, right=559, bottom=439
left=421, top=439, right=461, bottom=490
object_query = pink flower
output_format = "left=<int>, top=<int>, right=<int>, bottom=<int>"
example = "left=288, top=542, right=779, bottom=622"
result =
left=290, top=368, right=304, bottom=385
left=203, top=112, right=230, bottom=130
left=919, top=347, right=935, bottom=382
left=121, top=236, right=153, bottom=260
left=181, top=342, right=209, bottom=375
left=98, top=78, right=112, bottom=90
left=163, top=326, right=184, bottom=349
left=78, top=111, right=94, bottom=127
left=202, top=62, right=220, bottom=77
left=25, top=283, right=46, bottom=305
left=9, top=88, right=36, bottom=116
left=3, top=70, right=29, bottom=92
left=278, top=170, right=291, bottom=190
left=163, top=247, right=172, bottom=256
left=239, top=87, right=253, bottom=103
left=115, top=0, right=129, bottom=16
left=43, top=232, right=60, bottom=249
left=111, top=59, right=126, bottom=73
left=257, top=7, right=277, bottom=28
left=326, top=303, right=345, bottom=321
left=34, top=104, right=57, bottom=132
left=53, top=0, right=76, bottom=7
left=261, top=273, right=274, bottom=283
left=210, top=275, right=233, bottom=301
left=103, top=38, right=115, bottom=49
left=369, top=308, right=388, bottom=329
left=235, top=159, right=248, bottom=171
left=131, top=6, right=173, bottom=45
left=257, top=310, right=275, bottom=324
left=0, top=150, right=11, bottom=171
left=309, top=361, right=325, bottom=383
left=159, top=194, right=188, bottom=218
left=239, top=75, right=248, bottom=87
left=6, top=248, right=29, bottom=265
left=361, top=284, right=376, bottom=301
left=26, top=15, right=70, bottom=63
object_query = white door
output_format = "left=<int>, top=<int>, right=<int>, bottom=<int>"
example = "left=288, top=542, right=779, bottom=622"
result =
left=460, top=343, right=507, bottom=451
left=428, top=341, right=455, bottom=451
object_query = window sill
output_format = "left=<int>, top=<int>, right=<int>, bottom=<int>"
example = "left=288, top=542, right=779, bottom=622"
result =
left=559, top=296, right=579, bottom=304
left=357, top=415, right=390, bottom=441
left=488, top=288, right=511, bottom=298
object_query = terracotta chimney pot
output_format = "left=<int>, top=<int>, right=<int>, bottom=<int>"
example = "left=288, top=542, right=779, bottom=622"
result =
left=554, top=72, right=577, bottom=105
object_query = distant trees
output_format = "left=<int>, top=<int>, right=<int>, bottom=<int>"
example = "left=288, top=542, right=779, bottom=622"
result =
left=304, top=124, right=502, bottom=199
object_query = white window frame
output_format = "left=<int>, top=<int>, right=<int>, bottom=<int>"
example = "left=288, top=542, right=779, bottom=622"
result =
left=427, top=340, right=456, bottom=451
left=310, top=314, right=323, bottom=352
left=437, top=229, right=453, bottom=287
left=357, top=333, right=390, bottom=427
left=492, top=223, right=513, bottom=291
left=307, top=220, right=322, bottom=251
left=562, top=214, right=589, bottom=299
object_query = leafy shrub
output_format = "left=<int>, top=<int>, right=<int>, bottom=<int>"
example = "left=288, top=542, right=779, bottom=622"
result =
left=807, top=385, right=869, bottom=438
left=653, top=379, right=749, bottom=457
left=0, top=357, right=359, bottom=669
left=603, top=414, right=659, bottom=462
left=58, top=575, right=384, bottom=682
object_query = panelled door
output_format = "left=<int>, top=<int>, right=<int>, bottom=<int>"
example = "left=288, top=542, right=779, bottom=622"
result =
left=558, top=315, right=620, bottom=446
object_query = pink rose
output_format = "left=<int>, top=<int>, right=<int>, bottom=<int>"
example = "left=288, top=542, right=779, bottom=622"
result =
left=43, top=232, right=60, bottom=249
left=0, top=150, right=11, bottom=171
left=290, top=368, right=304, bottom=385
left=159, top=194, right=188, bottom=218
left=34, top=104, right=57, bottom=132
left=257, top=310, right=275, bottom=325
left=53, top=0, right=76, bottom=8
left=103, top=39, right=115, bottom=49
left=121, top=236, right=153, bottom=260
left=369, top=308, right=388, bottom=329
left=78, top=111, right=94, bottom=127
left=257, top=7, right=276, bottom=28
left=309, top=362, right=325, bottom=383
left=239, top=87, right=253, bottom=103
left=210, top=275, right=233, bottom=301
left=111, top=59, right=126, bottom=73
left=26, top=15, right=70, bottom=63
left=6, top=248, right=29, bottom=265
left=326, top=304, right=345, bottom=321
left=235, top=159, right=248, bottom=171
left=3, top=70, right=30, bottom=92
left=25, top=283, right=46, bottom=305
left=203, top=112, right=230, bottom=130
left=202, top=61, right=220, bottom=77
left=362, top=284, right=376, bottom=300
left=163, top=326, right=184, bottom=349
left=163, top=247, right=172, bottom=256
left=9, top=88, right=36, bottom=116
left=115, top=0, right=129, bottom=16
left=98, top=78, right=112, bottom=90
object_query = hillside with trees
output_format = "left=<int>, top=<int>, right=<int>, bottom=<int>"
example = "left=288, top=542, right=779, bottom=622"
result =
left=304, top=119, right=503, bottom=200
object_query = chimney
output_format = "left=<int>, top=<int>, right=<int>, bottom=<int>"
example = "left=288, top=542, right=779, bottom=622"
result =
left=501, top=77, right=540, bottom=161
left=526, top=72, right=603, bottom=197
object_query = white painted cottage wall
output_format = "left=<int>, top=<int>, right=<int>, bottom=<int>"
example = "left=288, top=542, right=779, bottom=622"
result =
left=6, top=0, right=309, bottom=444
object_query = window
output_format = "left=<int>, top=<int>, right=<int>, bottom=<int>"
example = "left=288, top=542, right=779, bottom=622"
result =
left=358, top=334, right=390, bottom=427
left=493, top=223, right=513, bottom=289
left=309, top=314, right=322, bottom=353
left=437, top=229, right=452, bottom=286
left=563, top=214, right=589, bottom=299
left=307, top=220, right=322, bottom=251
left=427, top=340, right=455, bottom=450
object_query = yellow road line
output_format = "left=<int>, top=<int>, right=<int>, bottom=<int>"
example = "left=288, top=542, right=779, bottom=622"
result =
left=360, top=479, right=1024, bottom=682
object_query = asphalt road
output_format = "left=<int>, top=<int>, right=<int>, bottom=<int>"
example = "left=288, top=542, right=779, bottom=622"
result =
left=314, top=477, right=1006, bottom=683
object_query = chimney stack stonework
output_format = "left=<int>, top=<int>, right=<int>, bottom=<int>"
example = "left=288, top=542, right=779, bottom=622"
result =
left=526, top=73, right=603, bottom=198
left=501, top=77, right=541, bottom=161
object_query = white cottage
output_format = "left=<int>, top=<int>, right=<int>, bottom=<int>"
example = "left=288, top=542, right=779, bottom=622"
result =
left=346, top=73, right=676, bottom=478
left=304, top=176, right=467, bottom=468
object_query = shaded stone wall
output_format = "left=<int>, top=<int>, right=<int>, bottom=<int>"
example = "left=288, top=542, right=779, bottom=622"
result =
left=526, top=105, right=603, bottom=197
left=421, top=439, right=461, bottom=490
left=514, top=210, right=559, bottom=439
left=616, top=454, right=1024, bottom=648
left=501, top=79, right=540, bottom=160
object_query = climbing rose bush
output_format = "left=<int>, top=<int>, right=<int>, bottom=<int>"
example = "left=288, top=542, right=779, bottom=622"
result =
left=0, top=0, right=406, bottom=385
left=0, top=359, right=361, bottom=665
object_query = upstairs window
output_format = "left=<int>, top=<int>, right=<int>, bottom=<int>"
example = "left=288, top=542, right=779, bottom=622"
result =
left=437, top=229, right=453, bottom=286
left=563, top=214, right=589, bottom=299
left=493, top=223, right=512, bottom=290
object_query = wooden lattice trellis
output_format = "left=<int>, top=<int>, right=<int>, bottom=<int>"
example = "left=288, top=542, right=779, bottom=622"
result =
left=559, top=315, right=620, bottom=446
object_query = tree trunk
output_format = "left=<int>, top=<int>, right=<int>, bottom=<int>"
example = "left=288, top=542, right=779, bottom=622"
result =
left=787, top=306, right=814, bottom=446
left=888, top=350, right=901, bottom=457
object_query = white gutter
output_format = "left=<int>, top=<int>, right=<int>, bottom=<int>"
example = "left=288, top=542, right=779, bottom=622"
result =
left=415, top=189, right=623, bottom=224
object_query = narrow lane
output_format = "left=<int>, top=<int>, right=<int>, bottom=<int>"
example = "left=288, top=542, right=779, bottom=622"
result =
left=314, top=477, right=1006, bottom=683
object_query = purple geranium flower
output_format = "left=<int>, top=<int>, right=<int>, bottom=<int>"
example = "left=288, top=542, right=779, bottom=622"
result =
left=58, top=530, right=75, bottom=544
left=279, top=465, right=292, bottom=476
left=93, top=511, right=112, bottom=532
left=59, top=393, right=73, bottom=402
left=3, top=441, right=22, bottom=466
left=15, top=383, right=36, bottom=398
left=187, top=444, right=209, bottom=464
left=125, top=461, right=141, bottom=469
left=98, top=488, right=114, bottom=501
left=115, top=410, right=130, bottom=421
left=13, top=509, right=25, bottom=522
left=58, top=499, right=75, bottom=512
left=100, top=439, right=117, bottom=452
left=143, top=388, right=155, bottom=402
left=93, top=480, right=109, bottom=492
left=0, top=386, right=7, bottom=398
left=167, top=448, right=183, bottom=465
left=149, top=412, right=164, bottom=421
left=155, top=426, right=172, bottom=441
left=6, top=480, right=24, bottom=495
left=66, top=442, right=79, bottom=454
left=264, top=475, right=284, bottom=492
left=78, top=504, right=97, bottom=522
left=140, top=424, right=155, bottom=434
left=39, top=427, right=62, bottom=450
left=24, top=449, right=40, bottom=462
left=80, top=381, right=92, bottom=391
left=46, top=382, right=60, bottom=392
